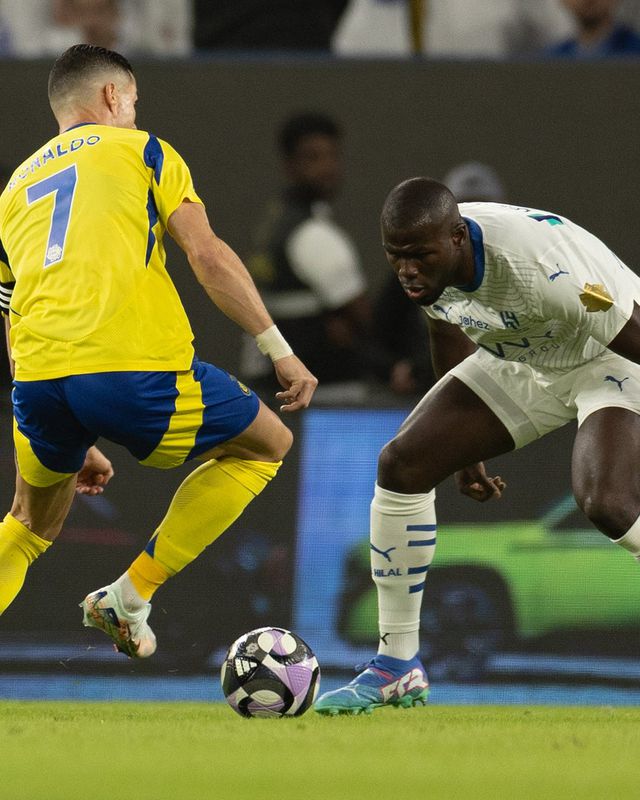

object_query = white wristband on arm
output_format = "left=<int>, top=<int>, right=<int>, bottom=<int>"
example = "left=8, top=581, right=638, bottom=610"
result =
left=255, top=325, right=293, bottom=362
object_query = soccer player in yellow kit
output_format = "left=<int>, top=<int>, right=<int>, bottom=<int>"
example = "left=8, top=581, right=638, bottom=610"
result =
left=0, top=45, right=317, bottom=657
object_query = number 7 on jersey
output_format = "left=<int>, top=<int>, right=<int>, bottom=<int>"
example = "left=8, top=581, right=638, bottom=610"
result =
left=26, top=164, right=78, bottom=268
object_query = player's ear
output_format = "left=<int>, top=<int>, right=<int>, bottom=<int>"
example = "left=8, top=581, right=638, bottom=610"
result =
left=103, top=81, right=118, bottom=113
left=451, top=220, right=467, bottom=247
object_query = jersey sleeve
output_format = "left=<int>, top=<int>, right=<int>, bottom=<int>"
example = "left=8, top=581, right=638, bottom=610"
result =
left=0, top=237, right=14, bottom=317
left=285, top=218, right=366, bottom=309
left=533, top=246, right=640, bottom=348
left=143, top=135, right=203, bottom=226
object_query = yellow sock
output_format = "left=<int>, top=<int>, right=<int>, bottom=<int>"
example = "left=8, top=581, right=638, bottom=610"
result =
left=0, top=513, right=51, bottom=615
left=128, top=552, right=171, bottom=601
left=127, top=458, right=281, bottom=598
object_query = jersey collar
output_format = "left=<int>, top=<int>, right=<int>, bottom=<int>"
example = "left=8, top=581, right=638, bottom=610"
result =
left=62, top=122, right=99, bottom=132
left=457, top=217, right=485, bottom=292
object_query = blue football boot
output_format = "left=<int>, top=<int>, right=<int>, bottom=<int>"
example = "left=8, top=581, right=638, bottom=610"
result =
left=314, top=654, right=429, bottom=716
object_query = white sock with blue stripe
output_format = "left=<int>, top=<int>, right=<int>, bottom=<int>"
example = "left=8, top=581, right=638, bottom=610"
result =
left=613, top=514, right=640, bottom=560
left=371, top=483, right=436, bottom=661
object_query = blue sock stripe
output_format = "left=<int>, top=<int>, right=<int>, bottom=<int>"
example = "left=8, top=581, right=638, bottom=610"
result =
left=406, top=524, right=437, bottom=531
left=408, top=538, right=436, bottom=547
left=409, top=582, right=425, bottom=594
left=144, top=534, right=158, bottom=557
left=408, top=565, right=430, bottom=575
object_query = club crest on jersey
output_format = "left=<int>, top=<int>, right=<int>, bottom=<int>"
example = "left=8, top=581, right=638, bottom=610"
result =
left=579, top=283, right=613, bottom=312
left=499, top=310, right=519, bottom=329
left=46, top=244, right=63, bottom=264
left=230, top=375, right=251, bottom=395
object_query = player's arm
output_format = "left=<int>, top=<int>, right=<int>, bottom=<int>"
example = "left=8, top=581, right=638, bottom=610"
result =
left=75, top=446, right=114, bottom=496
left=607, top=302, right=640, bottom=363
left=427, top=316, right=477, bottom=378
left=167, top=200, right=317, bottom=411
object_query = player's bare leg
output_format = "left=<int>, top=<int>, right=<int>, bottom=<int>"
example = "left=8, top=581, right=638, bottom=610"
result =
left=0, top=472, right=76, bottom=615
left=11, top=471, right=78, bottom=540
left=379, top=374, right=515, bottom=493
left=315, top=376, right=514, bottom=715
left=572, top=406, right=640, bottom=555
left=82, top=401, right=292, bottom=658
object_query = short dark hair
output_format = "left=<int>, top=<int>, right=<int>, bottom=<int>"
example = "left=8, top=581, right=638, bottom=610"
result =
left=278, top=112, right=341, bottom=157
left=48, top=44, right=134, bottom=105
left=381, top=177, right=459, bottom=231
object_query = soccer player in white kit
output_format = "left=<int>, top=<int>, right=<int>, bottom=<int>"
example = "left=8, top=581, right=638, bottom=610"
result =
left=315, top=176, right=640, bottom=715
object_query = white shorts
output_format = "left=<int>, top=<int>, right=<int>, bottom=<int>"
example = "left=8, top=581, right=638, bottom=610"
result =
left=448, top=348, right=640, bottom=449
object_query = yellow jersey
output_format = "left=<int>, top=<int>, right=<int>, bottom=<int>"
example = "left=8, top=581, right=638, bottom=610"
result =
left=0, top=124, right=202, bottom=380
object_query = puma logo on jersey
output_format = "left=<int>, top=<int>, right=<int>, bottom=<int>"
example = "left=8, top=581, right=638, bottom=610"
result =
left=433, top=304, right=452, bottom=321
left=549, top=267, right=569, bottom=281
left=604, top=375, right=629, bottom=392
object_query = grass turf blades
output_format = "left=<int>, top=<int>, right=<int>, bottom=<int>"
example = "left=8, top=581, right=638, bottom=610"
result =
left=1, top=702, right=639, bottom=800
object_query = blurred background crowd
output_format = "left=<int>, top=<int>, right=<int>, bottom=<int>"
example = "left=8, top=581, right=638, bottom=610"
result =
left=1, top=0, right=640, bottom=59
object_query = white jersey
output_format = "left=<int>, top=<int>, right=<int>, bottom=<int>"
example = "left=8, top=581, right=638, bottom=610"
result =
left=423, top=203, right=640, bottom=372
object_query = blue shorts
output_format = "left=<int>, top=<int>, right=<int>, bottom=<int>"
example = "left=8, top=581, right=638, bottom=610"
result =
left=12, top=358, right=260, bottom=487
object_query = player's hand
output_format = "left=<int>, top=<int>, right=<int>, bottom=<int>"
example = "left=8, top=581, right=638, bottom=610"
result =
left=76, top=446, right=114, bottom=495
left=273, top=354, right=318, bottom=412
left=455, top=463, right=506, bottom=503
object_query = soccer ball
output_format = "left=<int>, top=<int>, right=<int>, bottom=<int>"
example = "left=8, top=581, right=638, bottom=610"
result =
left=221, top=627, right=320, bottom=718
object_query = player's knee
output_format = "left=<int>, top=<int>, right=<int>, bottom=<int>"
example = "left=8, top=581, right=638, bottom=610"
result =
left=10, top=502, right=62, bottom=541
left=268, top=421, right=293, bottom=462
left=377, top=438, right=430, bottom=493
left=575, top=488, right=634, bottom=539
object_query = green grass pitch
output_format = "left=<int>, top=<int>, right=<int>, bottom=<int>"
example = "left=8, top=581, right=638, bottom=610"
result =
left=2, top=701, right=639, bottom=800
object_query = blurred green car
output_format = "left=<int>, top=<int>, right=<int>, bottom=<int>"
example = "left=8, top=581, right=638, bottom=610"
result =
left=337, top=495, right=640, bottom=679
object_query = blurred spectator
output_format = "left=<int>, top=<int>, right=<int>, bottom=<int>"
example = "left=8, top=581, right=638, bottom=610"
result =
left=621, top=0, right=640, bottom=23
left=334, top=0, right=572, bottom=58
left=332, top=0, right=413, bottom=55
left=546, top=0, right=640, bottom=56
left=0, top=0, right=190, bottom=58
left=373, top=162, right=507, bottom=397
left=193, top=0, right=348, bottom=51
left=443, top=161, right=507, bottom=205
left=0, top=14, right=10, bottom=54
left=132, top=0, right=191, bottom=55
left=0, top=1, right=78, bottom=57
left=240, top=112, right=375, bottom=404
left=55, top=0, right=121, bottom=50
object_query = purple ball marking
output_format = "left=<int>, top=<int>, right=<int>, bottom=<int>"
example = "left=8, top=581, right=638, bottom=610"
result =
left=270, top=629, right=290, bottom=656
left=279, top=662, right=313, bottom=696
